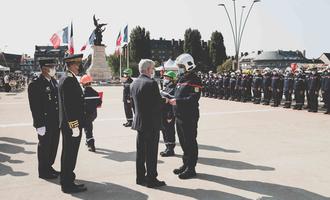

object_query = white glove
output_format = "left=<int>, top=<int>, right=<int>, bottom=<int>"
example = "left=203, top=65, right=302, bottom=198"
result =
left=127, top=100, right=131, bottom=103
left=72, top=127, right=80, bottom=137
left=36, top=126, right=46, bottom=136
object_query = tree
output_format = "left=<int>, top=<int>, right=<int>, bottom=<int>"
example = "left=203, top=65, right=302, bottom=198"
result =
left=130, top=26, right=151, bottom=63
left=184, top=28, right=203, bottom=64
left=107, top=54, right=120, bottom=77
left=209, top=31, right=227, bottom=72
left=217, top=58, right=232, bottom=73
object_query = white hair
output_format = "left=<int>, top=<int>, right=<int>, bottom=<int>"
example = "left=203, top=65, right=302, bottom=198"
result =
left=138, top=59, right=155, bottom=74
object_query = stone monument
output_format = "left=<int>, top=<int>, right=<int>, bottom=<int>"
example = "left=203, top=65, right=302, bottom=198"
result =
left=86, top=15, right=112, bottom=81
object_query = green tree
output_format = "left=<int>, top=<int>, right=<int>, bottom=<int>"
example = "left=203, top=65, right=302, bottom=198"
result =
left=184, top=28, right=203, bottom=64
left=209, top=31, right=227, bottom=72
left=217, top=58, right=232, bottom=73
left=130, top=26, right=151, bottom=64
left=107, top=54, right=120, bottom=77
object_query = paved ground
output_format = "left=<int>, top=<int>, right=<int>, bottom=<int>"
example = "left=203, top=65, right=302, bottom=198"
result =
left=0, top=86, right=330, bottom=200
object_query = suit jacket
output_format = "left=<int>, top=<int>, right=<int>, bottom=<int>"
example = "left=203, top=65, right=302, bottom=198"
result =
left=58, top=70, right=85, bottom=128
left=28, top=74, right=59, bottom=128
left=130, top=74, right=164, bottom=132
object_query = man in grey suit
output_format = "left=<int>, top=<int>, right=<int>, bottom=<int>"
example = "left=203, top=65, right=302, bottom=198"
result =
left=131, top=59, right=167, bottom=188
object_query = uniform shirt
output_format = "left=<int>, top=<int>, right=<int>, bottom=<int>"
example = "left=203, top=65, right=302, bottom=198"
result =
left=263, top=73, right=272, bottom=90
left=283, top=74, right=294, bottom=92
left=308, top=73, right=321, bottom=92
left=28, top=74, right=59, bottom=128
left=252, top=74, right=263, bottom=90
left=173, top=72, right=202, bottom=119
left=58, top=70, right=86, bottom=128
left=84, top=86, right=102, bottom=115
left=294, top=74, right=306, bottom=91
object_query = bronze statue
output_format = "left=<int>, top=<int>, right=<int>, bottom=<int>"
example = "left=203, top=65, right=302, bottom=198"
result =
left=93, top=15, right=107, bottom=46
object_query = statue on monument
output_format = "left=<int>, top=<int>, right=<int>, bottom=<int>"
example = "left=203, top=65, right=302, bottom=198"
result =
left=93, top=15, right=107, bottom=46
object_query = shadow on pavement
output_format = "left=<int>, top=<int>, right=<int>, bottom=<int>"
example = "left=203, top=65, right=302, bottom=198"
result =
left=173, top=155, right=275, bottom=171
left=159, top=141, right=240, bottom=153
left=0, top=137, right=35, bottom=176
left=46, top=179, right=149, bottom=200
left=197, top=173, right=330, bottom=200
left=0, top=137, right=37, bottom=145
left=159, top=185, right=252, bottom=200
left=95, top=148, right=164, bottom=164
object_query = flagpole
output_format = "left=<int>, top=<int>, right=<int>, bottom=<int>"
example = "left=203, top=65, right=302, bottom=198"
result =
left=127, top=43, right=129, bottom=69
left=119, top=48, right=122, bottom=78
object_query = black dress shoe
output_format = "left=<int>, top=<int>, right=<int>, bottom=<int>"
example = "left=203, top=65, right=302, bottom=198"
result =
left=173, top=165, right=187, bottom=175
left=39, top=173, right=58, bottom=180
left=178, top=168, right=197, bottom=179
left=62, top=185, right=87, bottom=194
left=160, top=149, right=175, bottom=157
left=88, top=144, right=96, bottom=152
left=123, top=121, right=132, bottom=127
left=146, top=179, right=166, bottom=188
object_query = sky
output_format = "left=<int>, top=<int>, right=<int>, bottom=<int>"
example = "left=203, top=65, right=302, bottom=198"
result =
left=0, top=0, right=329, bottom=59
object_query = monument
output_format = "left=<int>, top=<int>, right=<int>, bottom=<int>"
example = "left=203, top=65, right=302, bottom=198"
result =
left=86, top=15, right=112, bottom=82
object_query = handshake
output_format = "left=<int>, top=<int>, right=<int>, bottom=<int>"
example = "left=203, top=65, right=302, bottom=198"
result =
left=161, top=91, right=176, bottom=106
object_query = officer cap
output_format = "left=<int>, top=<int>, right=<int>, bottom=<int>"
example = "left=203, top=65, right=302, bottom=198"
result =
left=39, top=58, right=57, bottom=68
left=63, top=54, right=83, bottom=64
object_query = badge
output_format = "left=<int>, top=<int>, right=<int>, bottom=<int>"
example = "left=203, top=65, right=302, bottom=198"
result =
left=45, top=86, right=50, bottom=92
left=194, top=87, right=200, bottom=93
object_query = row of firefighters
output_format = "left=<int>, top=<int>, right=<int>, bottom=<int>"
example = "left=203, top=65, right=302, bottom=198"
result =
left=199, top=66, right=330, bottom=113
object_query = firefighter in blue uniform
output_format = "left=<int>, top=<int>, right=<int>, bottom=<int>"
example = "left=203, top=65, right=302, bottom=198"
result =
left=323, top=66, right=330, bottom=114
left=252, top=69, right=263, bottom=104
left=160, top=71, right=177, bottom=157
left=58, top=54, right=87, bottom=193
left=293, top=68, right=306, bottom=110
left=235, top=70, right=242, bottom=101
left=262, top=67, right=272, bottom=105
left=122, top=68, right=134, bottom=127
left=229, top=72, right=236, bottom=100
left=28, top=58, right=60, bottom=180
left=168, top=53, right=201, bottom=179
left=217, top=74, right=224, bottom=99
left=308, top=67, right=321, bottom=112
left=240, top=72, right=249, bottom=102
left=271, top=68, right=283, bottom=107
left=223, top=72, right=231, bottom=100
left=283, top=67, right=294, bottom=108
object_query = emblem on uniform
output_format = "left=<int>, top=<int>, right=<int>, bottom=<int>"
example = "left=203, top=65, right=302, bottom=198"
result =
left=194, top=87, right=200, bottom=93
left=46, top=86, right=51, bottom=92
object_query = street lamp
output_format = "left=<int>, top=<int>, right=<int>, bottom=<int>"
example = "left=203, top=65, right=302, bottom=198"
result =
left=218, top=0, right=260, bottom=70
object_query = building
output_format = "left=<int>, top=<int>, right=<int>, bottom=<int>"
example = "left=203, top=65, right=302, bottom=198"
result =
left=34, top=45, right=68, bottom=71
left=319, top=53, right=330, bottom=65
left=240, top=50, right=308, bottom=69
left=150, top=38, right=184, bottom=64
left=0, top=52, right=22, bottom=72
left=20, top=54, right=35, bottom=73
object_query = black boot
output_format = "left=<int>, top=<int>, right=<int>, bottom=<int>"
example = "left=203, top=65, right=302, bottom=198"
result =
left=160, top=148, right=174, bottom=157
left=123, top=121, right=132, bottom=127
left=173, top=165, right=187, bottom=175
left=86, top=139, right=96, bottom=152
left=178, top=168, right=197, bottom=179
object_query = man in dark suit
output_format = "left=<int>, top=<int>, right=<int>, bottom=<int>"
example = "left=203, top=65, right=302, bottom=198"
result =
left=58, top=54, right=87, bottom=193
left=28, top=58, right=60, bottom=179
left=130, top=59, right=167, bottom=188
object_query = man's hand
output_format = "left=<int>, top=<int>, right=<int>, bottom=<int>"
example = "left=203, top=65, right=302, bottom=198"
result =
left=36, top=126, right=46, bottom=136
left=169, top=99, right=177, bottom=106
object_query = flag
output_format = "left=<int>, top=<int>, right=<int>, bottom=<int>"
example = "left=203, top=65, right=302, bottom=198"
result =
left=80, top=31, right=95, bottom=51
left=115, top=31, right=122, bottom=55
left=50, top=33, right=61, bottom=49
left=62, top=26, right=69, bottom=44
left=69, top=22, right=74, bottom=55
left=122, top=25, right=128, bottom=45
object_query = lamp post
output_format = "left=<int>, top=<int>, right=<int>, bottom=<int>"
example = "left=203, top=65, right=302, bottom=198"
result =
left=218, top=0, right=260, bottom=70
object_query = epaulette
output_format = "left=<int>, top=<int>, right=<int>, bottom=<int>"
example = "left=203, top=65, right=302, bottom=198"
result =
left=66, top=72, right=73, bottom=77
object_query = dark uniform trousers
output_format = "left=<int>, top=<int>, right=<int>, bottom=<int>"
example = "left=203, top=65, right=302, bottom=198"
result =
left=60, top=124, right=82, bottom=186
left=136, top=130, right=159, bottom=180
left=38, top=126, right=60, bottom=176
left=176, top=117, right=198, bottom=168
left=85, top=112, right=97, bottom=141
left=162, top=118, right=176, bottom=149
left=124, top=102, right=133, bottom=122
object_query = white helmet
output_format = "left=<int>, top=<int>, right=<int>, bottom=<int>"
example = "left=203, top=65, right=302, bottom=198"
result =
left=175, top=53, right=196, bottom=71
left=263, top=67, right=271, bottom=73
left=285, top=67, right=292, bottom=73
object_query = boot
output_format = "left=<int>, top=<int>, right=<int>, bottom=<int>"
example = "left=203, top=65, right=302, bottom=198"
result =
left=160, top=148, right=174, bottom=157
left=173, top=165, right=187, bottom=175
left=123, top=121, right=132, bottom=127
left=178, top=168, right=197, bottom=179
left=86, top=139, right=96, bottom=152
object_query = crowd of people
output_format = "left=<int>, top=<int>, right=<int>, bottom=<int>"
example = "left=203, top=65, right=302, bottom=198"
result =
left=199, top=66, right=330, bottom=114
left=0, top=72, right=27, bottom=92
